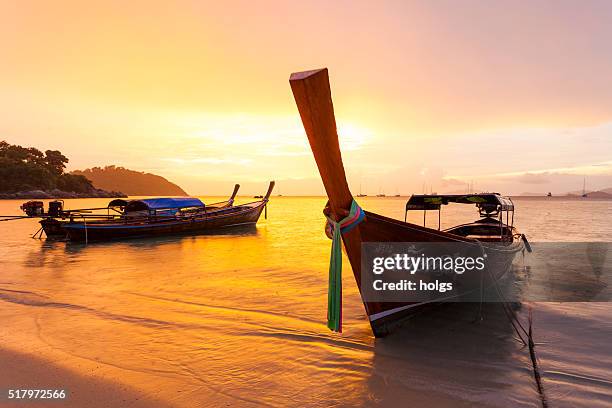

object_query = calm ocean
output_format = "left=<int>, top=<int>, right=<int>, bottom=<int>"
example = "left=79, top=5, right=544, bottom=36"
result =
left=0, top=196, right=610, bottom=407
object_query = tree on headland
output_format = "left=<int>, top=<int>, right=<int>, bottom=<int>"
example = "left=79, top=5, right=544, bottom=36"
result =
left=0, top=141, right=94, bottom=193
left=43, top=150, right=69, bottom=175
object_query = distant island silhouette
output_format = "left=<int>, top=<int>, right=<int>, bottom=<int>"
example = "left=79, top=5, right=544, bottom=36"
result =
left=518, top=188, right=612, bottom=198
left=1, top=141, right=187, bottom=199
left=72, top=166, right=187, bottom=196
left=566, top=189, right=612, bottom=198
left=0, top=141, right=124, bottom=199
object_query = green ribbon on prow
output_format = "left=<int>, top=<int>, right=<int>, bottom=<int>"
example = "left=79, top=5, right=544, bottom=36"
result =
left=324, top=200, right=365, bottom=333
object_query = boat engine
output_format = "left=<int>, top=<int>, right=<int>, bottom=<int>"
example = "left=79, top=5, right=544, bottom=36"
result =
left=20, top=201, right=44, bottom=216
left=47, top=200, right=64, bottom=218
left=477, top=203, right=500, bottom=217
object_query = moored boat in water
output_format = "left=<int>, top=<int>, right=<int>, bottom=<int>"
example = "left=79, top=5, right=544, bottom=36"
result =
left=66, top=183, right=273, bottom=242
left=290, top=68, right=526, bottom=337
left=37, top=183, right=242, bottom=239
left=22, top=182, right=274, bottom=242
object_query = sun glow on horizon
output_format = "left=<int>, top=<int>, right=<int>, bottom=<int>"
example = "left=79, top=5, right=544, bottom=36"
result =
left=1, top=1, right=612, bottom=195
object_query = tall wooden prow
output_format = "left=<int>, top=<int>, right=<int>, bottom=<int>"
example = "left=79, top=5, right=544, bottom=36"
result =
left=229, top=184, right=240, bottom=202
left=289, top=69, right=353, bottom=221
left=263, top=181, right=276, bottom=201
left=290, top=68, right=371, bottom=331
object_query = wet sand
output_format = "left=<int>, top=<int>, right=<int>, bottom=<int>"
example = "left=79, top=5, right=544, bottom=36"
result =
left=0, top=345, right=470, bottom=408
left=0, top=348, right=174, bottom=408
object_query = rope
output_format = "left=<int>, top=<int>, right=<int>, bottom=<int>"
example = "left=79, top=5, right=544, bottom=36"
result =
left=477, top=241, right=546, bottom=406
left=31, top=226, right=43, bottom=239
left=475, top=240, right=529, bottom=343
left=324, top=200, right=365, bottom=332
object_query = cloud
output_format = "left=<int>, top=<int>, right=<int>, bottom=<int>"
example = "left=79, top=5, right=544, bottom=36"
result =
left=516, top=172, right=551, bottom=184
left=441, top=177, right=467, bottom=187
left=162, top=157, right=253, bottom=166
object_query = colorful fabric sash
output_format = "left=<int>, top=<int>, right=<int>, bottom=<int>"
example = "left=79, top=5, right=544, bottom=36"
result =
left=325, top=200, right=365, bottom=332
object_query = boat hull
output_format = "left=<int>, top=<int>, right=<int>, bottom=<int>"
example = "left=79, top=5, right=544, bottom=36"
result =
left=366, top=245, right=523, bottom=337
left=351, top=212, right=524, bottom=337
left=40, top=218, right=68, bottom=238
left=63, top=202, right=267, bottom=242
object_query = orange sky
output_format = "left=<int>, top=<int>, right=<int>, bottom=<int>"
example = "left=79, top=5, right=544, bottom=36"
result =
left=2, top=1, right=612, bottom=195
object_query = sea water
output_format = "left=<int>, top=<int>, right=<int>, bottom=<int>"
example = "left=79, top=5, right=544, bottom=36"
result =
left=0, top=197, right=610, bottom=407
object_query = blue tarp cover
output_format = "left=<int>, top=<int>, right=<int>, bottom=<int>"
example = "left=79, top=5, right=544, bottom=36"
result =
left=125, top=197, right=204, bottom=212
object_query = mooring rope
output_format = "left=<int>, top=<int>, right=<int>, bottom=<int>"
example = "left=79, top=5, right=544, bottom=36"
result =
left=324, top=200, right=365, bottom=333
left=477, top=241, right=547, bottom=407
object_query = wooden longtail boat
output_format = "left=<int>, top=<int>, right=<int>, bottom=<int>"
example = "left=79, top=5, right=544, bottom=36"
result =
left=290, top=68, right=526, bottom=337
left=37, top=183, right=274, bottom=242
left=38, top=184, right=242, bottom=239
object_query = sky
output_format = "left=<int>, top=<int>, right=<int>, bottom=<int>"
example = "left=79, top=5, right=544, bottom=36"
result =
left=1, top=0, right=611, bottom=195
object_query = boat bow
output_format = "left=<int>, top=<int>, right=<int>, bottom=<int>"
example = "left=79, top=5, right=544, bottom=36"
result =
left=290, top=68, right=523, bottom=337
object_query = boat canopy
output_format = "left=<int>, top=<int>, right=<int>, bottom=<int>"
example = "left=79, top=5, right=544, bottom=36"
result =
left=406, top=194, right=514, bottom=211
left=108, top=199, right=129, bottom=208
left=125, top=197, right=204, bottom=212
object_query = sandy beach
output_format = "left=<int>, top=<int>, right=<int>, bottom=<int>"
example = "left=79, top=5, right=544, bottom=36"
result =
left=0, top=348, right=175, bottom=408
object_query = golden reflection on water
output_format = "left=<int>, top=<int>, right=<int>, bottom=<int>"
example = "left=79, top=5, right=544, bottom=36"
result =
left=0, top=197, right=611, bottom=407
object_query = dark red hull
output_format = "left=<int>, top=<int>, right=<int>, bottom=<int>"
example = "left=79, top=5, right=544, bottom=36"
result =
left=63, top=202, right=267, bottom=242
left=40, top=218, right=68, bottom=238
left=353, top=212, right=523, bottom=337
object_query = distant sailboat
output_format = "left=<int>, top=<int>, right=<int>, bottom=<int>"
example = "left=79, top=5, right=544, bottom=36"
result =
left=356, top=180, right=367, bottom=197
left=582, top=177, right=588, bottom=198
